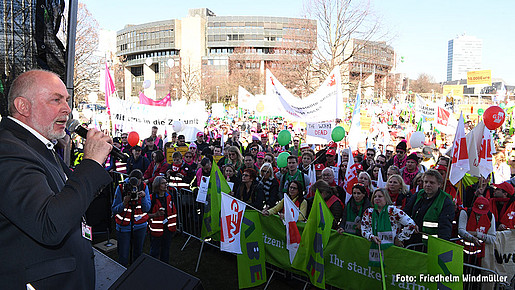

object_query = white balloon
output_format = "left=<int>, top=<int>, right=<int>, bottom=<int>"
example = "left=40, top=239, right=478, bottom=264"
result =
left=172, top=120, right=183, bottom=132
left=142, top=80, right=151, bottom=89
left=167, top=59, right=174, bottom=68
left=409, top=131, right=425, bottom=148
left=145, top=57, right=153, bottom=66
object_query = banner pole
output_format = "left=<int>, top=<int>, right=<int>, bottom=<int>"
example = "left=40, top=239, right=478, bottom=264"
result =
left=378, top=243, right=386, bottom=290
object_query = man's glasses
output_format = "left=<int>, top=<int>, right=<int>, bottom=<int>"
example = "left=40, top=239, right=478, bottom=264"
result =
left=185, top=155, right=193, bottom=158
left=396, top=150, right=404, bottom=154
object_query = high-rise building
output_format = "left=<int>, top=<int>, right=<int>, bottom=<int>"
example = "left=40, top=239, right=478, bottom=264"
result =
left=116, top=8, right=316, bottom=101
left=447, top=34, right=482, bottom=81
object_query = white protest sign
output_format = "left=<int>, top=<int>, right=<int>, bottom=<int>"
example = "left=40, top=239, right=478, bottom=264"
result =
left=306, top=122, right=333, bottom=144
left=196, top=176, right=210, bottom=204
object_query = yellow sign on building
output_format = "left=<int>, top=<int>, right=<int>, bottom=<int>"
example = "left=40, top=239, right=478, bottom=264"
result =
left=442, top=85, right=464, bottom=98
left=467, top=70, right=492, bottom=86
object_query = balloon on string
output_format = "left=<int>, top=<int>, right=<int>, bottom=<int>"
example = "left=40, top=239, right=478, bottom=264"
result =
left=127, top=131, right=140, bottom=146
left=172, top=120, right=183, bottom=132
left=331, top=126, right=345, bottom=142
left=477, top=108, right=484, bottom=116
left=409, top=131, right=425, bottom=148
left=277, top=152, right=290, bottom=168
left=500, top=103, right=506, bottom=109
left=142, top=80, right=151, bottom=89
left=483, top=106, right=506, bottom=130
left=277, top=130, right=291, bottom=146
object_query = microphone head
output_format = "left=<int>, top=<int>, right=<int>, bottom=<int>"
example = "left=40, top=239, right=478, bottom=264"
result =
left=66, top=119, right=81, bottom=133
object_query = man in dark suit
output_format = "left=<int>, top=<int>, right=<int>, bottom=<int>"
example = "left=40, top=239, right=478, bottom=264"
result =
left=0, top=70, right=113, bottom=289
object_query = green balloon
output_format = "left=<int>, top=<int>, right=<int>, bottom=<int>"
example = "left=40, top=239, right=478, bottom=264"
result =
left=277, top=130, right=291, bottom=146
left=477, top=108, right=485, bottom=116
left=387, top=121, right=393, bottom=126
left=331, top=126, right=345, bottom=142
left=500, top=103, right=506, bottom=109
left=277, top=152, right=290, bottom=168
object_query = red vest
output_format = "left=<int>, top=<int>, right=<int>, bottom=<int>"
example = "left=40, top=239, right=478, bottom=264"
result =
left=490, top=198, right=515, bottom=229
left=115, top=184, right=149, bottom=226
left=458, top=210, right=491, bottom=258
left=148, top=194, right=177, bottom=237
left=326, top=195, right=344, bottom=210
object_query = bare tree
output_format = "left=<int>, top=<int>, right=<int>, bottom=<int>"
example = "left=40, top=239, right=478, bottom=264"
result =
left=228, top=47, right=262, bottom=95
left=72, top=3, right=100, bottom=105
left=181, top=63, right=201, bottom=101
left=410, top=73, right=442, bottom=94
left=304, top=0, right=390, bottom=80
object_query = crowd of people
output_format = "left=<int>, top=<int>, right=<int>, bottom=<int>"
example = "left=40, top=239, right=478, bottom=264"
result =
left=97, top=116, right=515, bottom=268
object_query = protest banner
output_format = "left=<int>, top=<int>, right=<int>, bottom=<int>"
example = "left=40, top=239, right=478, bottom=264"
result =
left=237, top=210, right=267, bottom=288
left=220, top=193, right=246, bottom=254
left=467, top=70, right=492, bottom=86
left=266, top=66, right=344, bottom=122
left=484, top=230, right=515, bottom=282
left=306, top=122, right=333, bottom=144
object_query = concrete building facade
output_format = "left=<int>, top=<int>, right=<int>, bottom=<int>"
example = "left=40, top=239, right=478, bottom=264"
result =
left=447, top=34, right=482, bottom=81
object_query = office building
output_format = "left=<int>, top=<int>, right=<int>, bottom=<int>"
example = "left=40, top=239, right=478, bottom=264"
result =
left=447, top=34, right=482, bottom=81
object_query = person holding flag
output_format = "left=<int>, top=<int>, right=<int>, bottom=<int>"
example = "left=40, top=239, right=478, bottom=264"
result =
left=262, top=180, right=307, bottom=222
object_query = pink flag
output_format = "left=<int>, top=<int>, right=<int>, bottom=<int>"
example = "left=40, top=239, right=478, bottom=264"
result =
left=139, top=92, right=172, bottom=106
left=104, top=62, right=116, bottom=114
left=343, top=148, right=359, bottom=203
left=220, top=193, right=246, bottom=254
left=284, top=194, right=301, bottom=264
left=449, top=112, right=470, bottom=185
left=478, top=126, right=494, bottom=178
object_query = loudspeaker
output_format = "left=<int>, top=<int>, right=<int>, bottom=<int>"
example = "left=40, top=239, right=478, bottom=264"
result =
left=109, top=254, right=203, bottom=290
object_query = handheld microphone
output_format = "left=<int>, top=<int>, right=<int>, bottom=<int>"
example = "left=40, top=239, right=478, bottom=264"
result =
left=67, top=119, right=129, bottom=162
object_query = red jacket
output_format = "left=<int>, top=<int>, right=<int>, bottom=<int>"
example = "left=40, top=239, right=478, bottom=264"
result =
left=490, top=197, right=515, bottom=229
left=144, top=160, right=169, bottom=184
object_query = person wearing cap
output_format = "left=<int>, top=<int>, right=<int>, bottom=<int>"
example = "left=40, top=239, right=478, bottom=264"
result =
left=386, top=140, right=408, bottom=171
left=399, top=153, right=420, bottom=190
left=324, top=148, right=337, bottom=168
left=188, top=142, right=201, bottom=164
left=315, top=163, right=325, bottom=181
left=404, top=169, right=455, bottom=244
left=457, top=196, right=496, bottom=266
left=491, top=182, right=515, bottom=230
left=127, top=145, right=151, bottom=175
left=194, top=131, right=209, bottom=154
left=260, top=133, right=272, bottom=153
left=255, top=152, right=266, bottom=169
left=278, top=155, right=310, bottom=195
left=142, top=137, right=158, bottom=160
left=385, top=145, right=395, bottom=162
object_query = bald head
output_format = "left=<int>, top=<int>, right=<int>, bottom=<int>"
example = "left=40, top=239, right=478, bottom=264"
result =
left=8, top=70, right=62, bottom=116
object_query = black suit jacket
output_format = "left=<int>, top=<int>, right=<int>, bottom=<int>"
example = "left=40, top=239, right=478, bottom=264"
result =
left=0, top=118, right=112, bottom=289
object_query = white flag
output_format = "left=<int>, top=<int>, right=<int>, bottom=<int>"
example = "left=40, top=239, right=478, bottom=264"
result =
left=377, top=167, right=386, bottom=189
left=284, top=194, right=301, bottom=264
left=220, top=193, right=246, bottom=254
left=449, top=112, right=470, bottom=185
left=478, top=126, right=494, bottom=179
left=343, top=148, right=359, bottom=204
left=307, top=164, right=316, bottom=193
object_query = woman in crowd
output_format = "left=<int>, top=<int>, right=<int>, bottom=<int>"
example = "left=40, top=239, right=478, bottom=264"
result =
left=262, top=180, right=307, bottom=222
left=259, top=162, right=280, bottom=209
left=386, top=165, right=401, bottom=181
left=218, top=146, right=244, bottom=170
left=148, top=176, right=177, bottom=264
left=410, top=173, right=424, bottom=195
left=264, top=153, right=279, bottom=174
left=143, top=150, right=169, bottom=190
left=111, top=169, right=151, bottom=266
left=338, top=183, right=371, bottom=235
left=386, top=174, right=410, bottom=210
left=369, top=164, right=382, bottom=187
left=222, top=164, right=240, bottom=193
left=361, top=188, right=416, bottom=248
left=182, top=151, right=198, bottom=183
left=358, top=171, right=374, bottom=198
left=234, top=168, right=265, bottom=210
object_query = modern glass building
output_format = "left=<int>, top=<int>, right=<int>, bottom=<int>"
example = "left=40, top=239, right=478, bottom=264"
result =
left=447, top=34, right=482, bottom=81
left=116, top=8, right=316, bottom=100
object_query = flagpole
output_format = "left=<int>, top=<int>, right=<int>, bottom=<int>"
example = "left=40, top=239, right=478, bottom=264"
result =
left=378, top=243, right=387, bottom=290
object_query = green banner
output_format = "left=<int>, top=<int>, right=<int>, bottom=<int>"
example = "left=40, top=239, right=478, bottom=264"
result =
left=427, top=236, right=463, bottom=290
left=260, top=214, right=432, bottom=289
left=292, top=191, right=334, bottom=288
left=237, top=210, right=267, bottom=289
left=201, top=163, right=230, bottom=239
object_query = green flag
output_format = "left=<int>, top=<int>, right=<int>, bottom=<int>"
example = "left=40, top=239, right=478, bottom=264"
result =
left=201, top=162, right=231, bottom=239
left=427, top=236, right=463, bottom=290
left=292, top=190, right=334, bottom=288
left=416, top=117, right=423, bottom=131
left=237, top=210, right=267, bottom=288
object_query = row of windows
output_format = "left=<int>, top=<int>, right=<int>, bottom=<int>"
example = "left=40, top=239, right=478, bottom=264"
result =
left=208, top=21, right=315, bottom=31
left=207, top=34, right=285, bottom=42
left=208, top=47, right=311, bottom=56
left=118, top=27, right=174, bottom=42
left=126, top=50, right=179, bottom=61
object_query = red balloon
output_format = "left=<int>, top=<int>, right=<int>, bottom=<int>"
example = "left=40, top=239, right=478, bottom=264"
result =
left=127, top=131, right=140, bottom=146
left=483, top=106, right=505, bottom=130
